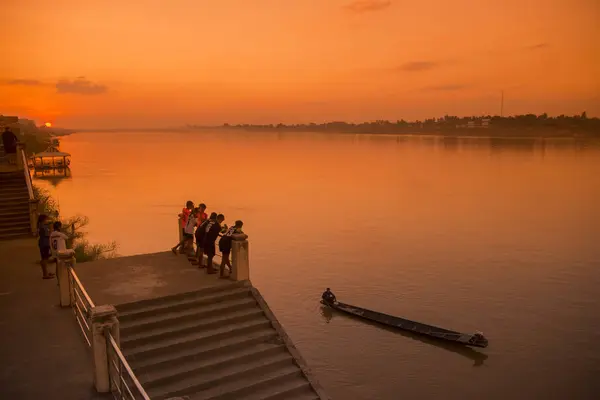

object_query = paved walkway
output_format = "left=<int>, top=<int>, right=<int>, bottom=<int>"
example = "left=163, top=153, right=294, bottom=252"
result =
left=0, top=238, right=108, bottom=400
left=76, top=251, right=232, bottom=306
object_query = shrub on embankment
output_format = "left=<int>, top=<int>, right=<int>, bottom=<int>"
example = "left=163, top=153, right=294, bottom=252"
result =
left=33, top=185, right=117, bottom=263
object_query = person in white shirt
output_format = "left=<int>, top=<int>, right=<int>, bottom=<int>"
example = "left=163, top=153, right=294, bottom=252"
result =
left=50, top=221, right=69, bottom=258
left=183, top=208, right=198, bottom=256
left=49, top=221, right=70, bottom=282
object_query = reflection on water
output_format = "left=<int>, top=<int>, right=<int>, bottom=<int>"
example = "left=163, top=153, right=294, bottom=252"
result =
left=31, top=167, right=72, bottom=188
left=36, top=131, right=600, bottom=400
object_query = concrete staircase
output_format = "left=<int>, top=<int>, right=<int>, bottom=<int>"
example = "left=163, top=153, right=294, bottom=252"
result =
left=116, top=281, right=325, bottom=400
left=0, top=171, right=31, bottom=240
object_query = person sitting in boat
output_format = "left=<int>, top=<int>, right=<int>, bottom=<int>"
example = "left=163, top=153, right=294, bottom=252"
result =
left=322, top=288, right=337, bottom=304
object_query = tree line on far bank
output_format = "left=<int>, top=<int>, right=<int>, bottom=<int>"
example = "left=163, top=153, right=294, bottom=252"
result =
left=215, top=112, right=599, bottom=137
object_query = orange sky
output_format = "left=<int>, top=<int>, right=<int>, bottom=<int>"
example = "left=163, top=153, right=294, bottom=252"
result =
left=1, top=0, right=599, bottom=128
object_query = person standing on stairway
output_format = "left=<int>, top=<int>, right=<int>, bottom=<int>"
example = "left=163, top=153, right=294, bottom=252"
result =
left=171, top=200, right=194, bottom=254
left=195, top=212, right=216, bottom=267
left=2, top=127, right=19, bottom=165
left=204, top=214, right=225, bottom=274
left=37, top=214, right=55, bottom=279
left=218, top=220, right=243, bottom=278
left=182, top=207, right=198, bottom=257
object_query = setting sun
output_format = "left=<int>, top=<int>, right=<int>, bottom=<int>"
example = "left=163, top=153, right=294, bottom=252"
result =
left=44, top=122, right=52, bottom=128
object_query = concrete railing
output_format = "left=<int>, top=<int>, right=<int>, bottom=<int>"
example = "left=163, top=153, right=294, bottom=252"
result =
left=177, top=217, right=250, bottom=280
left=56, top=250, right=150, bottom=399
left=18, top=144, right=39, bottom=235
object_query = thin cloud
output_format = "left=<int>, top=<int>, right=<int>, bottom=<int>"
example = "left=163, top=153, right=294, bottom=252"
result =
left=398, top=61, right=439, bottom=72
left=422, top=84, right=470, bottom=91
left=5, top=79, right=44, bottom=86
left=345, top=0, right=392, bottom=13
left=525, top=43, right=549, bottom=51
left=56, top=77, right=107, bottom=95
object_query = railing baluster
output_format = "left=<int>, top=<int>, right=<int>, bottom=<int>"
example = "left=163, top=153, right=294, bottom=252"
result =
left=118, top=353, right=123, bottom=399
left=66, top=266, right=149, bottom=399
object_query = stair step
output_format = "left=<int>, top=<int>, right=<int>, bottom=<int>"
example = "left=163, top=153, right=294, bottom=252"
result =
left=118, top=287, right=253, bottom=322
left=0, top=204, right=29, bottom=214
left=120, top=297, right=258, bottom=336
left=140, top=341, right=288, bottom=389
left=0, top=187, right=27, bottom=194
left=129, top=328, right=278, bottom=375
left=188, top=364, right=304, bottom=400
left=238, top=378, right=317, bottom=400
left=0, top=221, right=29, bottom=230
left=0, top=214, right=30, bottom=223
left=122, top=307, right=266, bottom=348
left=149, top=351, right=296, bottom=400
left=0, top=175, right=23, bottom=182
left=116, top=280, right=249, bottom=313
left=124, top=318, right=272, bottom=361
left=0, top=226, right=30, bottom=236
left=0, top=194, right=29, bottom=202
left=0, top=231, right=31, bottom=240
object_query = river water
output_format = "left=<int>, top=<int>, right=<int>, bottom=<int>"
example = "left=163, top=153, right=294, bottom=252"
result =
left=35, top=131, right=600, bottom=400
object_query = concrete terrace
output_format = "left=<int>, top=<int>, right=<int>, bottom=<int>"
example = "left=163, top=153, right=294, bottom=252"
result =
left=0, top=237, right=108, bottom=400
left=75, top=251, right=234, bottom=306
left=75, top=251, right=329, bottom=400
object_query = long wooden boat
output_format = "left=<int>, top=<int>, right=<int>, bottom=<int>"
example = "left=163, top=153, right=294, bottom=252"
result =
left=321, top=297, right=488, bottom=348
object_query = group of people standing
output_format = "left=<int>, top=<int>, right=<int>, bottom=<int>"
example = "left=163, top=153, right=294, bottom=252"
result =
left=36, top=214, right=70, bottom=279
left=171, top=200, right=244, bottom=278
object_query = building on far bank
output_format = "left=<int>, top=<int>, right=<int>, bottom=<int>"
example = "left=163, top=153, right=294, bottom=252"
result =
left=456, top=118, right=491, bottom=129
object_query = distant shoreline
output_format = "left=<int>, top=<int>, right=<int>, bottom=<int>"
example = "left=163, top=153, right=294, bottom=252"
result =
left=73, top=126, right=599, bottom=141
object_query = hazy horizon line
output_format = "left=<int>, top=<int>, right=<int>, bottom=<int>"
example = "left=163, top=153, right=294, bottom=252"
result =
left=65, top=111, right=596, bottom=131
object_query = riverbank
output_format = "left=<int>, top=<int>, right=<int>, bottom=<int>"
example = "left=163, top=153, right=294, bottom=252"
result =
left=33, top=185, right=117, bottom=263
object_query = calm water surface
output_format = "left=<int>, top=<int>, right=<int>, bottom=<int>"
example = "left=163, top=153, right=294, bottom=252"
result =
left=35, top=131, right=600, bottom=400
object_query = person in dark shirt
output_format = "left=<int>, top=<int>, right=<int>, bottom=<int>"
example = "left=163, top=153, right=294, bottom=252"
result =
left=204, top=214, right=225, bottom=274
left=1, top=127, right=18, bottom=153
left=37, top=214, right=55, bottom=279
left=218, top=220, right=243, bottom=278
left=322, top=288, right=337, bottom=304
left=2, top=127, right=18, bottom=164
left=195, top=212, right=216, bottom=267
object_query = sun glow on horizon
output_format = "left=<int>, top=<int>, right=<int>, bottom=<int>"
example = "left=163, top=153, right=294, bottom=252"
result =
left=44, top=122, right=52, bottom=128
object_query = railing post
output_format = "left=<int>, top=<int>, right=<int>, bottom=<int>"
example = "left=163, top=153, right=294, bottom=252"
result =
left=16, top=143, right=25, bottom=170
left=231, top=233, right=250, bottom=281
left=177, top=217, right=183, bottom=242
left=177, top=217, right=185, bottom=254
left=90, top=305, right=119, bottom=393
left=57, top=249, right=75, bottom=307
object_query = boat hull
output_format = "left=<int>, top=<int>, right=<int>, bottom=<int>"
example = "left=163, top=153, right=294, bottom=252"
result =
left=322, top=300, right=488, bottom=348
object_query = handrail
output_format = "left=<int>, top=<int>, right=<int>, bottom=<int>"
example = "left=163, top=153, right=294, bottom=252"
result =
left=65, top=262, right=149, bottom=399
left=67, top=264, right=95, bottom=347
left=69, top=266, right=96, bottom=308
left=20, top=148, right=34, bottom=201
left=107, top=332, right=151, bottom=400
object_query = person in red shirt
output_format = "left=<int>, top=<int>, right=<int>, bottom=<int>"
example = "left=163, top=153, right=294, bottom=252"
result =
left=196, top=203, right=208, bottom=227
left=171, top=200, right=194, bottom=254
